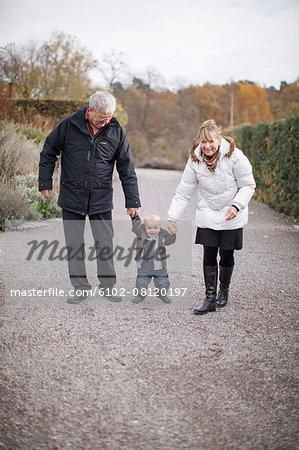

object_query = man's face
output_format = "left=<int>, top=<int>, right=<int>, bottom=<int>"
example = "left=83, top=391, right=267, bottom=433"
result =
left=145, top=221, right=161, bottom=238
left=87, top=107, right=113, bottom=129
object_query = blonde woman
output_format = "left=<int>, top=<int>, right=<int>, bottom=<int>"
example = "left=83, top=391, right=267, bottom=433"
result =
left=168, top=120, right=255, bottom=315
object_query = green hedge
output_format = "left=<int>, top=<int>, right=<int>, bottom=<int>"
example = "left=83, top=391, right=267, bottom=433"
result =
left=12, top=99, right=86, bottom=124
left=11, top=99, right=128, bottom=129
left=225, top=115, right=299, bottom=220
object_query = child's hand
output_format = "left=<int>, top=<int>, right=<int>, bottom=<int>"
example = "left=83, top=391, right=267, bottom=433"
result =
left=168, top=220, right=177, bottom=235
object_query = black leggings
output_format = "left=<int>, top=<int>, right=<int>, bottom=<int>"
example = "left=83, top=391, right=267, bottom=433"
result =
left=203, top=246, right=234, bottom=268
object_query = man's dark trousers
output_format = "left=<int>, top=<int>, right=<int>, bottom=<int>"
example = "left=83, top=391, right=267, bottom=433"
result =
left=62, top=210, right=116, bottom=291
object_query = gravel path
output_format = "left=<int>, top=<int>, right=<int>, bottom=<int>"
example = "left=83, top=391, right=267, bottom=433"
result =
left=0, top=168, right=298, bottom=449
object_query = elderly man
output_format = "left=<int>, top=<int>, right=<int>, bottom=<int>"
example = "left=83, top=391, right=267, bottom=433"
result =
left=39, top=91, right=140, bottom=304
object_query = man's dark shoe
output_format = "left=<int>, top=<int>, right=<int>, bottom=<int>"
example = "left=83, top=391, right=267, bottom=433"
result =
left=67, top=292, right=88, bottom=304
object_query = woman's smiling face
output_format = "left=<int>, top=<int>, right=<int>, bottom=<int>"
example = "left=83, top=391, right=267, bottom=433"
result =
left=200, top=136, right=221, bottom=157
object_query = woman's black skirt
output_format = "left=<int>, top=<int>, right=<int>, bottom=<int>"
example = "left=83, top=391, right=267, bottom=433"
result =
left=195, top=227, right=243, bottom=250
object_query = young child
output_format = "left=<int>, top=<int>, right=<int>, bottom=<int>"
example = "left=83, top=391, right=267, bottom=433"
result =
left=131, top=214, right=176, bottom=303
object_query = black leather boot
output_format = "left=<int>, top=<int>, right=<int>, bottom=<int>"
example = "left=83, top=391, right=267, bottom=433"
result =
left=193, top=266, right=218, bottom=315
left=216, top=265, right=234, bottom=308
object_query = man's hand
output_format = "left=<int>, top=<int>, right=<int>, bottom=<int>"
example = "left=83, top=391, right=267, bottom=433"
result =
left=168, top=220, right=177, bottom=235
left=40, top=189, right=52, bottom=201
left=127, top=208, right=139, bottom=218
left=225, top=205, right=238, bottom=220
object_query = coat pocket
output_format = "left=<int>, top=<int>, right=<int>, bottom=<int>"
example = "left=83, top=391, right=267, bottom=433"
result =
left=59, top=179, right=84, bottom=208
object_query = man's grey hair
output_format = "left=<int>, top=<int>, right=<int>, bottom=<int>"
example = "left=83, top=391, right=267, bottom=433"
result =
left=89, top=91, right=116, bottom=114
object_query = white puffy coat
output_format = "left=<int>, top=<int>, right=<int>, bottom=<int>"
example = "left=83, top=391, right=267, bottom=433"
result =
left=168, top=138, right=256, bottom=230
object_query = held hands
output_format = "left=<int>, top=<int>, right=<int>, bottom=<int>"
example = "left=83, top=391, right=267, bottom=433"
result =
left=40, top=189, right=52, bottom=201
left=225, top=205, right=238, bottom=220
left=168, top=220, right=177, bottom=235
left=127, top=208, right=139, bottom=218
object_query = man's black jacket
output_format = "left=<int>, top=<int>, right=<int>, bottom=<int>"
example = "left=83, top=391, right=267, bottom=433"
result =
left=38, top=106, right=141, bottom=215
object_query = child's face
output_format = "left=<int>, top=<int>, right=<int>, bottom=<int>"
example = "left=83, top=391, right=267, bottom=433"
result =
left=144, top=221, right=161, bottom=238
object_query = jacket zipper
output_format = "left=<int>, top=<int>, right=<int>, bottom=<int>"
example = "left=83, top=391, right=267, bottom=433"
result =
left=85, top=137, right=94, bottom=193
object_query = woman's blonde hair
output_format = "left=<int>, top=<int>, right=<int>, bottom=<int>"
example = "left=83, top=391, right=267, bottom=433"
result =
left=190, top=119, right=235, bottom=163
left=199, top=119, right=221, bottom=141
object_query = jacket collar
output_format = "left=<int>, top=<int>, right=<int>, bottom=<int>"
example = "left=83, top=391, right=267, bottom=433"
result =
left=70, top=105, right=119, bottom=135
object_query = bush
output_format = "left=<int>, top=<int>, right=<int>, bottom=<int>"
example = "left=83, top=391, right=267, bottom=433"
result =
left=0, top=123, right=61, bottom=227
left=14, top=174, right=61, bottom=220
left=0, top=181, right=30, bottom=230
left=268, top=117, right=299, bottom=217
left=0, top=120, right=47, bottom=145
left=0, top=123, right=41, bottom=181
left=11, top=98, right=128, bottom=129
left=224, top=115, right=299, bottom=220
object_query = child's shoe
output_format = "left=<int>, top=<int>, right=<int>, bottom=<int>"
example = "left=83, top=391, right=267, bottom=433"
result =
left=158, top=295, right=171, bottom=304
left=131, top=296, right=145, bottom=304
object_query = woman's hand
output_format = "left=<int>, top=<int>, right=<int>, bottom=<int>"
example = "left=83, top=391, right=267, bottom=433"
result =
left=225, top=206, right=238, bottom=220
left=168, top=220, right=177, bottom=234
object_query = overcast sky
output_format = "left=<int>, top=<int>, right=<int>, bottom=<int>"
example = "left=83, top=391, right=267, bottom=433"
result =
left=0, top=0, right=298, bottom=89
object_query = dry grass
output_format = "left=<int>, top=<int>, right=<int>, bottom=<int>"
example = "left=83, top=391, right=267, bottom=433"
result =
left=0, top=123, right=41, bottom=182
left=0, top=123, right=61, bottom=228
left=0, top=181, right=30, bottom=229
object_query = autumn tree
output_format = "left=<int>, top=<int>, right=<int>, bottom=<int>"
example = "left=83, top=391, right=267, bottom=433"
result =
left=132, top=67, right=164, bottom=132
left=269, top=79, right=299, bottom=119
left=0, top=41, right=42, bottom=98
left=234, top=81, right=272, bottom=124
left=0, top=31, right=96, bottom=99
left=38, top=31, right=96, bottom=99
left=97, top=49, right=130, bottom=93
left=279, top=79, right=299, bottom=116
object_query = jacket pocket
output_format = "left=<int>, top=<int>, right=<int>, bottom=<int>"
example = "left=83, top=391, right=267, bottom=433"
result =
left=97, top=181, right=112, bottom=189
left=95, top=142, right=115, bottom=161
left=59, top=179, right=84, bottom=209
left=61, top=178, right=81, bottom=188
